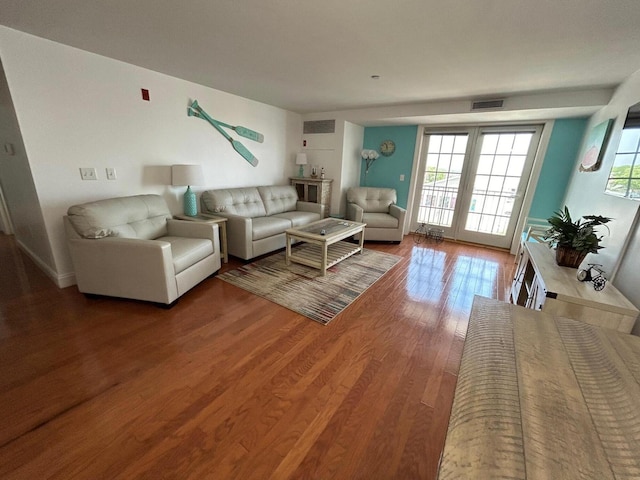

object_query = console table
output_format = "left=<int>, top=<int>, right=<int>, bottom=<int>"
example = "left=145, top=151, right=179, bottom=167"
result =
left=510, top=242, right=638, bottom=333
left=289, top=177, right=332, bottom=218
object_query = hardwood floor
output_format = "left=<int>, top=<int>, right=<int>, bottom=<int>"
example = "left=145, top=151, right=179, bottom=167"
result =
left=0, top=233, right=515, bottom=479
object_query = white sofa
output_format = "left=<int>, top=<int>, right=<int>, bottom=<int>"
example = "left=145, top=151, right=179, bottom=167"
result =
left=346, top=187, right=406, bottom=242
left=200, top=185, right=324, bottom=260
left=64, top=194, right=221, bottom=305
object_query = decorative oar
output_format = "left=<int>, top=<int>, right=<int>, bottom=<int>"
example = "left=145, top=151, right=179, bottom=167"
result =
left=190, top=100, right=264, bottom=143
left=188, top=101, right=259, bottom=167
left=217, top=120, right=264, bottom=143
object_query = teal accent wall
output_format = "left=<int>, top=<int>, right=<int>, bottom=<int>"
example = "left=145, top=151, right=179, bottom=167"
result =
left=362, top=125, right=418, bottom=208
left=529, top=118, right=588, bottom=220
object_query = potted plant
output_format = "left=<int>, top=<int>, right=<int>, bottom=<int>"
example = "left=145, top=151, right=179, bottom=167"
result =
left=544, top=206, right=612, bottom=268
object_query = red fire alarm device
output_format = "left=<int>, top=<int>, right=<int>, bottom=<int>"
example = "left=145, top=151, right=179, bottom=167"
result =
left=141, top=89, right=150, bottom=101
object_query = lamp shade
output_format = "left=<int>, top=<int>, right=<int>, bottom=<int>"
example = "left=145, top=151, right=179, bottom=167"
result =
left=171, top=164, right=204, bottom=186
left=295, top=153, right=308, bottom=165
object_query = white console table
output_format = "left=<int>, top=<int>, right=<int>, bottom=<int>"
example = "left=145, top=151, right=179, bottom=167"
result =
left=510, top=242, right=638, bottom=333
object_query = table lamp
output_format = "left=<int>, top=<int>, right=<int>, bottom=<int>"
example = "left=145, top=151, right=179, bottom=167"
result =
left=296, top=153, right=307, bottom=177
left=172, top=164, right=204, bottom=216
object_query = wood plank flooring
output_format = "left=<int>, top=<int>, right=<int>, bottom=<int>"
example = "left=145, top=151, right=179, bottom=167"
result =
left=0, top=233, right=515, bottom=479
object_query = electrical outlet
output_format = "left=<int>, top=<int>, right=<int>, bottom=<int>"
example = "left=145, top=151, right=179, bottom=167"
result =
left=400, top=174, right=405, bottom=181
left=80, top=168, right=97, bottom=180
left=106, top=168, right=117, bottom=180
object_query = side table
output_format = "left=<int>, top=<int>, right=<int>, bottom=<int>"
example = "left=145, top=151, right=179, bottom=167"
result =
left=174, top=214, right=228, bottom=264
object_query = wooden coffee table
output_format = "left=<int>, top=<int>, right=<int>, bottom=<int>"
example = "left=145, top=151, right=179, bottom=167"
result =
left=285, top=218, right=366, bottom=276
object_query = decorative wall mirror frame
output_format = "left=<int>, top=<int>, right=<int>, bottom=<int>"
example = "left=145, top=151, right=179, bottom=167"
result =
left=605, top=101, right=640, bottom=200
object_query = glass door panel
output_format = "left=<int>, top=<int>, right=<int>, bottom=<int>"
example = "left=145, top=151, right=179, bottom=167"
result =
left=457, top=128, right=541, bottom=248
left=415, top=133, right=469, bottom=236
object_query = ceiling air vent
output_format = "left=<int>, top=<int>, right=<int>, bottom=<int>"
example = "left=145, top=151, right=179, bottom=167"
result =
left=303, top=119, right=336, bottom=134
left=471, top=99, right=505, bottom=111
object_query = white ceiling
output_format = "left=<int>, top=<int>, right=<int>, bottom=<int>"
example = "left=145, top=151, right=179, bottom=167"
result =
left=2, top=0, right=640, bottom=124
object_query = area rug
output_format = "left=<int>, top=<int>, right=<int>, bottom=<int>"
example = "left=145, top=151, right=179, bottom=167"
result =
left=218, top=246, right=401, bottom=325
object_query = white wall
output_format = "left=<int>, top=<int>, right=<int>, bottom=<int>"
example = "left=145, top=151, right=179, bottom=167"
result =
left=300, top=119, right=364, bottom=216
left=0, top=27, right=302, bottom=286
left=613, top=208, right=640, bottom=335
left=0, top=57, right=54, bottom=270
left=301, top=129, right=339, bottom=214
left=300, top=115, right=366, bottom=216
left=340, top=121, right=364, bottom=215
left=563, top=68, right=640, bottom=313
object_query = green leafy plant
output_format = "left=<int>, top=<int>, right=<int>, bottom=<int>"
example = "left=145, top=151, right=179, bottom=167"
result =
left=544, top=206, right=612, bottom=254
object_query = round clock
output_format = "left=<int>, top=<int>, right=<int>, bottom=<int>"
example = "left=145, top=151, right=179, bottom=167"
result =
left=380, top=140, right=395, bottom=157
left=577, top=268, right=591, bottom=282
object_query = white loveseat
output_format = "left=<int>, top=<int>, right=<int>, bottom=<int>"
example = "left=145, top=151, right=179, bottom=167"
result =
left=346, top=187, right=406, bottom=242
left=200, top=185, right=324, bottom=260
left=64, top=194, right=221, bottom=305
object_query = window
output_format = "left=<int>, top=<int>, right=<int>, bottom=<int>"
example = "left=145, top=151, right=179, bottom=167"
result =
left=605, top=101, right=640, bottom=200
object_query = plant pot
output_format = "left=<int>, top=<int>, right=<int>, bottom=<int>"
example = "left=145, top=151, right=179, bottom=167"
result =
left=555, top=246, right=588, bottom=268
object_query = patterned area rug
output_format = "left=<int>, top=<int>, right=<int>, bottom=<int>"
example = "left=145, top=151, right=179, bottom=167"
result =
left=218, top=246, right=401, bottom=325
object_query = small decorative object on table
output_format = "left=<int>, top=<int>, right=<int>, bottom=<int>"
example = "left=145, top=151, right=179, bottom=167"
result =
left=311, top=166, right=318, bottom=178
left=577, top=263, right=607, bottom=291
left=320, top=167, right=325, bottom=179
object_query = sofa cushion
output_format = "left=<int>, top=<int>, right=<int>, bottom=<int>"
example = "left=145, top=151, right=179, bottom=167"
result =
left=362, top=212, right=399, bottom=229
left=252, top=216, right=292, bottom=241
left=67, top=194, right=171, bottom=239
left=347, top=187, right=397, bottom=213
left=258, top=186, right=298, bottom=216
left=201, top=187, right=267, bottom=218
left=157, top=236, right=214, bottom=274
left=272, top=210, right=321, bottom=227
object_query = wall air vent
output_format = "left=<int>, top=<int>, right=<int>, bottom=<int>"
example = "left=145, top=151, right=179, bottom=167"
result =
left=303, top=119, right=336, bottom=134
left=471, top=99, right=505, bottom=110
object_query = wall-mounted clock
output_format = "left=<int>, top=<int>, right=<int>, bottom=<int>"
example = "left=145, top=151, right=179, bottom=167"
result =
left=380, top=139, right=395, bottom=157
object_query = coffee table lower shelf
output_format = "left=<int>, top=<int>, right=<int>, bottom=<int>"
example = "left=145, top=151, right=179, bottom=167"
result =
left=287, top=241, right=362, bottom=273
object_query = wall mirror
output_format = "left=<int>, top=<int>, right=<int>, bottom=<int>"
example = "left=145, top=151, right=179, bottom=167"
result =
left=605, top=101, right=640, bottom=199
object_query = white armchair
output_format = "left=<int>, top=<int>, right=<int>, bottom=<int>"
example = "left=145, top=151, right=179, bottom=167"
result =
left=64, top=194, right=221, bottom=305
left=346, top=187, right=406, bottom=242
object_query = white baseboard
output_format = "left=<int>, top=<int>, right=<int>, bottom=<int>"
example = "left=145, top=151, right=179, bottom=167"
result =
left=56, top=272, right=77, bottom=289
left=16, top=240, right=77, bottom=288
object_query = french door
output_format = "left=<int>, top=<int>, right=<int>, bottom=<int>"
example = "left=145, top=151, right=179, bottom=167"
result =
left=412, top=125, right=542, bottom=249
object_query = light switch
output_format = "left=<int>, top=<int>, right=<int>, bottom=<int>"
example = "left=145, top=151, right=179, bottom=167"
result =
left=106, top=168, right=117, bottom=180
left=400, top=174, right=405, bottom=181
left=80, top=168, right=97, bottom=180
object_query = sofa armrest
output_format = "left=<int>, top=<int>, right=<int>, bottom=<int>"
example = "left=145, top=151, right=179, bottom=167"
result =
left=67, top=237, right=178, bottom=303
left=167, top=219, right=219, bottom=242
left=296, top=201, right=325, bottom=217
left=167, top=219, right=220, bottom=256
left=347, top=203, right=364, bottom=223
left=389, top=204, right=407, bottom=234
left=206, top=212, right=253, bottom=260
